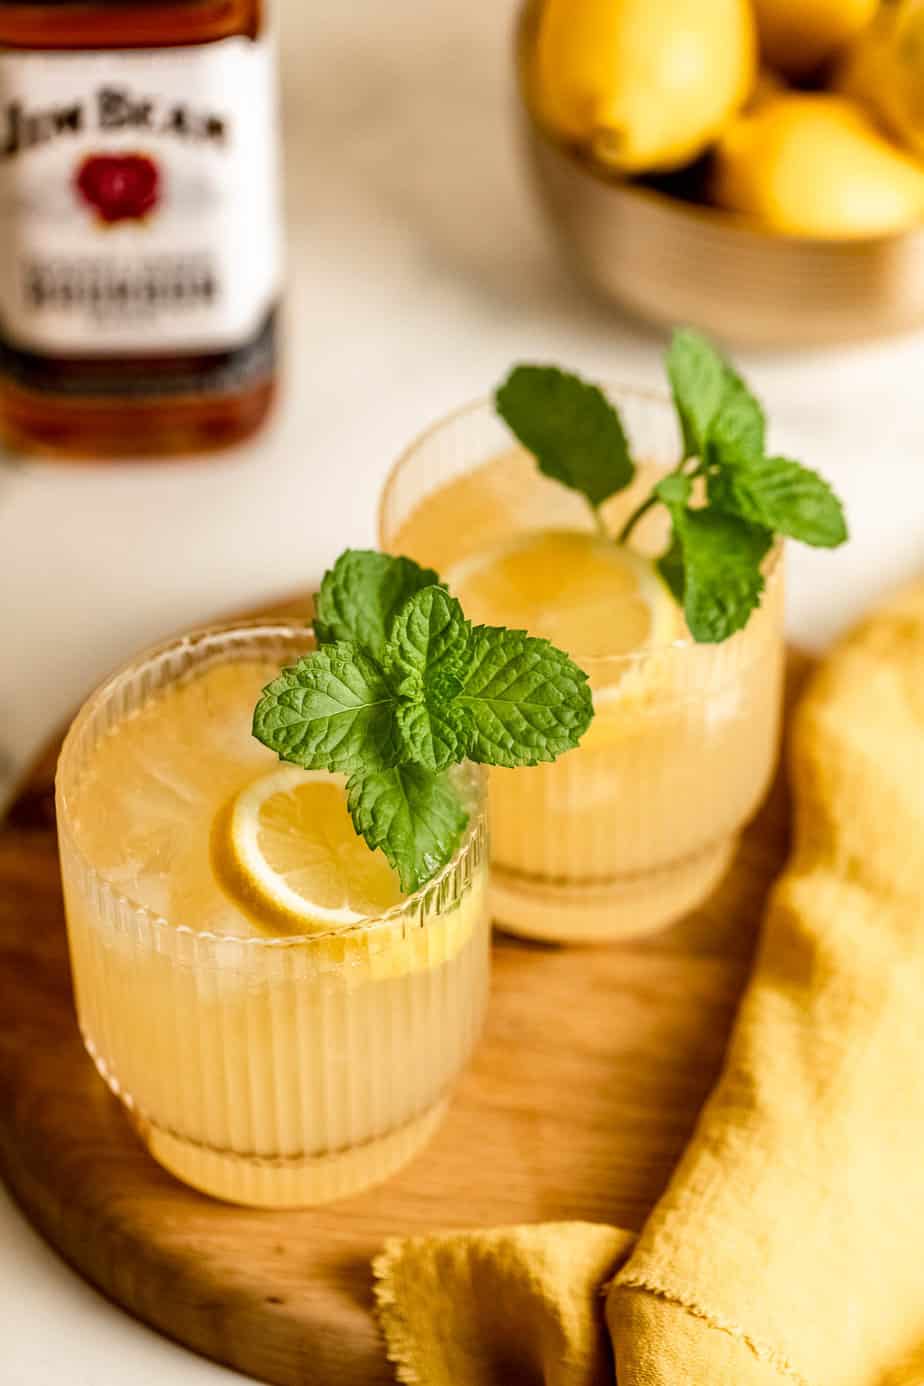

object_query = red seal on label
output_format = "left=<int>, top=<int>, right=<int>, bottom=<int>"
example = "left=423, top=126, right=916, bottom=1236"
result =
left=74, top=153, right=161, bottom=223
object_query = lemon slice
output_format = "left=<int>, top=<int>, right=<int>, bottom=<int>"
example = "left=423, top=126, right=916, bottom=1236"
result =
left=220, top=765, right=484, bottom=981
left=224, top=767, right=404, bottom=930
left=447, top=529, right=679, bottom=659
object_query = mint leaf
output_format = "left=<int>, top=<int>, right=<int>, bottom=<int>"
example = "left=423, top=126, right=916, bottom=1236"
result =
left=709, top=455, right=848, bottom=548
left=656, top=529, right=686, bottom=605
left=386, top=586, right=475, bottom=770
left=253, top=644, right=399, bottom=773
left=667, top=329, right=727, bottom=459
left=656, top=474, right=771, bottom=641
left=384, top=587, right=594, bottom=770
left=458, top=627, right=593, bottom=768
left=666, top=505, right=774, bottom=643
left=496, top=364, right=634, bottom=509
left=347, top=765, right=469, bottom=894
left=681, top=510, right=772, bottom=643
left=394, top=700, right=473, bottom=774
left=386, top=586, right=471, bottom=693
left=708, top=363, right=766, bottom=468
left=314, top=550, right=441, bottom=663
left=667, top=329, right=765, bottom=467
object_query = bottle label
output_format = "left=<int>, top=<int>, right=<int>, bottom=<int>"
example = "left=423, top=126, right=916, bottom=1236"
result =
left=0, top=35, right=281, bottom=372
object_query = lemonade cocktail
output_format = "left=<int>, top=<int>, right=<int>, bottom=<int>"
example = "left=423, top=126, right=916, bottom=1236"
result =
left=381, top=389, right=785, bottom=942
left=56, top=622, right=489, bottom=1206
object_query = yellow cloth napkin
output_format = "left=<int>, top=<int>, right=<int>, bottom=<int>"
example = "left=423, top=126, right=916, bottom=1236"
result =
left=373, top=577, right=924, bottom=1386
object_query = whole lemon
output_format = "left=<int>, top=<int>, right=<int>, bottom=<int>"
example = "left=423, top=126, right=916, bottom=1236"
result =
left=835, top=1, right=924, bottom=161
left=712, top=94, right=924, bottom=239
left=530, top=0, right=756, bottom=175
left=752, top=0, right=879, bottom=79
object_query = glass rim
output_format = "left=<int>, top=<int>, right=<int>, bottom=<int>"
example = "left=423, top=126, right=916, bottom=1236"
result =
left=378, top=384, right=785, bottom=670
left=56, top=618, right=488, bottom=949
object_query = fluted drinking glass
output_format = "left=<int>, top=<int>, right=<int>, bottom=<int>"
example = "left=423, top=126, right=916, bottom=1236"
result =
left=56, top=622, right=490, bottom=1207
left=380, top=388, right=785, bottom=942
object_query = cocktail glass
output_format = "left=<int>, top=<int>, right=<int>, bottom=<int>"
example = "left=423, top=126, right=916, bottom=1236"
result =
left=56, top=621, right=490, bottom=1206
left=380, top=388, right=784, bottom=942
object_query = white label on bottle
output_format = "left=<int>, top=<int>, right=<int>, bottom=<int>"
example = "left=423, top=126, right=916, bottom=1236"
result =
left=0, top=36, right=281, bottom=357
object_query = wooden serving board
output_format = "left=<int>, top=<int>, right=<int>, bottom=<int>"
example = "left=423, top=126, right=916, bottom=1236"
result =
left=0, top=608, right=808, bottom=1386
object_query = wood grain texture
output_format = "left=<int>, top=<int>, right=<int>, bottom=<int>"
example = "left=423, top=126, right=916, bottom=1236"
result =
left=0, top=617, right=809, bottom=1386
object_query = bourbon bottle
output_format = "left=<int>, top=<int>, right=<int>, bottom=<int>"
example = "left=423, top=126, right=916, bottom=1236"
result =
left=0, top=0, right=281, bottom=460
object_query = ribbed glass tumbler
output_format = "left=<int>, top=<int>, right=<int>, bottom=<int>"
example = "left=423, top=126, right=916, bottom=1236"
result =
left=380, top=388, right=785, bottom=943
left=55, top=622, right=490, bottom=1207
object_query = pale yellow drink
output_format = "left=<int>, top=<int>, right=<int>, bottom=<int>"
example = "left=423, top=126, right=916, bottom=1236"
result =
left=380, top=393, right=785, bottom=942
left=56, top=623, right=489, bottom=1206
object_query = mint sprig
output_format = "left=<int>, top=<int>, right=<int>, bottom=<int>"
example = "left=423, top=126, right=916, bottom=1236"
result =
left=496, top=330, right=848, bottom=644
left=253, top=550, right=593, bottom=893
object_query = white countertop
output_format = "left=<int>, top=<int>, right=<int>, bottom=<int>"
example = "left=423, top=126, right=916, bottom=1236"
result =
left=3, top=1, right=924, bottom=1381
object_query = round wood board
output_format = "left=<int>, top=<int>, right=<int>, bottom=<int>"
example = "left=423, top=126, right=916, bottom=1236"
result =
left=0, top=599, right=807, bottom=1386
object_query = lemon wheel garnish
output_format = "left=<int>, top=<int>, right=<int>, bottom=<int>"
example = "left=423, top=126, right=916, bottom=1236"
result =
left=600, top=542, right=680, bottom=653
left=447, top=529, right=680, bottom=660
left=224, top=767, right=404, bottom=930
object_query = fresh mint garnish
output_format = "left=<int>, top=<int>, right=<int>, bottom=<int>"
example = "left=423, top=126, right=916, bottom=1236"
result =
left=252, top=643, right=400, bottom=774
left=459, top=626, right=593, bottom=769
left=314, top=549, right=442, bottom=664
left=253, top=551, right=593, bottom=892
left=706, top=365, right=766, bottom=468
left=655, top=531, right=686, bottom=606
left=657, top=474, right=774, bottom=644
left=668, top=332, right=766, bottom=469
left=666, top=327, right=727, bottom=460
left=707, top=453, right=848, bottom=548
left=388, top=586, right=474, bottom=771
left=496, top=365, right=635, bottom=513
left=394, top=698, right=473, bottom=776
left=346, top=765, right=469, bottom=895
left=496, top=329, right=847, bottom=644
left=386, top=585, right=470, bottom=697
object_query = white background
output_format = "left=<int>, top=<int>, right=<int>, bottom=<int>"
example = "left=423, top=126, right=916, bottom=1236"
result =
left=3, top=1, right=924, bottom=1381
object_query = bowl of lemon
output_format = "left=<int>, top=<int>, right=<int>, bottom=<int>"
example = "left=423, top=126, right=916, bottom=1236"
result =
left=518, top=0, right=924, bottom=346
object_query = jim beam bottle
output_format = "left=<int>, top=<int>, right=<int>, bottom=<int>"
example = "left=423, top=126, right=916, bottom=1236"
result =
left=0, top=0, right=281, bottom=460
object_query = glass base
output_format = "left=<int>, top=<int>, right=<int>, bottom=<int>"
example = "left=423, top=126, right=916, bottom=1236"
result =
left=490, top=837, right=736, bottom=945
left=132, top=1100, right=449, bottom=1208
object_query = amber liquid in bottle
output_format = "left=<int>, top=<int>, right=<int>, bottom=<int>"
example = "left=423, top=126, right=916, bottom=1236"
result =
left=0, top=1, right=280, bottom=460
